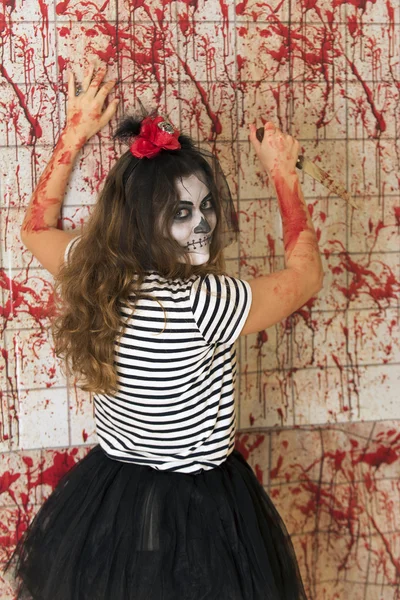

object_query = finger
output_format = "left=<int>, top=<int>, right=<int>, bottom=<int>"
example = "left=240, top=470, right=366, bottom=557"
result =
left=86, top=64, right=108, bottom=97
left=249, top=124, right=261, bottom=148
left=82, top=62, right=96, bottom=92
left=95, top=80, right=117, bottom=106
left=264, top=121, right=276, bottom=134
left=285, top=134, right=297, bottom=148
left=98, top=98, right=120, bottom=129
left=67, top=70, right=76, bottom=100
left=253, top=122, right=276, bottom=145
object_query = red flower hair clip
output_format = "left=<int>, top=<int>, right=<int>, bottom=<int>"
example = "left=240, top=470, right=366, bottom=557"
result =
left=129, top=116, right=181, bottom=159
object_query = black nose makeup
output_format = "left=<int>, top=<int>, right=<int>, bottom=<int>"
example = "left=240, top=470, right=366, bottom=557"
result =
left=194, top=217, right=211, bottom=234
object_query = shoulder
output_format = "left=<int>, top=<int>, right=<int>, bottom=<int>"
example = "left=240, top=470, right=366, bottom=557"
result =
left=190, top=273, right=251, bottom=302
left=189, top=273, right=252, bottom=345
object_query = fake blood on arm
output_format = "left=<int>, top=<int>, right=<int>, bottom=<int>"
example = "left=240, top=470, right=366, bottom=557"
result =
left=271, top=172, right=313, bottom=258
left=21, top=132, right=82, bottom=234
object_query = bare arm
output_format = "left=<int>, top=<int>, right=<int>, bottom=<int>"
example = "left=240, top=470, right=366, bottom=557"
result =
left=270, top=168, right=323, bottom=289
left=20, top=63, right=119, bottom=276
left=240, top=122, right=323, bottom=336
left=20, top=130, right=83, bottom=235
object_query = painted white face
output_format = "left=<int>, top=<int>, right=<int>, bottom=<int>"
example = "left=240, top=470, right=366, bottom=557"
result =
left=171, top=174, right=217, bottom=265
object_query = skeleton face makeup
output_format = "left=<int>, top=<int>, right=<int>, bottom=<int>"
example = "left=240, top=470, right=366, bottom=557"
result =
left=171, top=174, right=217, bottom=265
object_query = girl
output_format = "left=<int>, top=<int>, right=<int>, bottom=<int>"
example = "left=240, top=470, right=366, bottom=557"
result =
left=5, top=62, right=323, bottom=599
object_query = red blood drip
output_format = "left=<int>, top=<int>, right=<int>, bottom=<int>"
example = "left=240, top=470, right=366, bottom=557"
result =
left=347, top=14, right=360, bottom=38
left=267, top=233, right=275, bottom=255
left=368, top=217, right=374, bottom=233
left=345, top=58, right=386, bottom=135
left=270, top=454, right=283, bottom=478
left=363, top=471, right=376, bottom=493
left=58, top=56, right=68, bottom=75
left=218, top=0, right=229, bottom=26
left=178, top=58, right=222, bottom=137
left=0, top=12, right=8, bottom=34
left=37, top=0, right=48, bottom=30
left=237, top=54, right=245, bottom=71
left=0, top=64, right=42, bottom=142
left=333, top=0, right=377, bottom=9
left=256, top=329, right=268, bottom=347
left=394, top=206, right=400, bottom=227
left=178, top=17, right=192, bottom=36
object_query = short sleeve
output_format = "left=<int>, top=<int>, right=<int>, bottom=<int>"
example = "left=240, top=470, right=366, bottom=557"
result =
left=189, top=274, right=252, bottom=345
left=64, top=236, right=81, bottom=264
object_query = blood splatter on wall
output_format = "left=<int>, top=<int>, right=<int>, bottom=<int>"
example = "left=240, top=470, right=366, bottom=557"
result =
left=0, top=1, right=399, bottom=598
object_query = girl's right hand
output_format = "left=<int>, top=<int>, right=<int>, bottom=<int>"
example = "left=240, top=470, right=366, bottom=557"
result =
left=249, top=122, right=300, bottom=176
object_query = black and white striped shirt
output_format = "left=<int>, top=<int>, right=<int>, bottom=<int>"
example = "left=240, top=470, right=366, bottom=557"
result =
left=65, top=237, right=252, bottom=473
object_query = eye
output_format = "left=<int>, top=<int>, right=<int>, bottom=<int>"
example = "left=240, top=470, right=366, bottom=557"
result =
left=173, top=207, right=190, bottom=220
left=201, top=197, right=214, bottom=210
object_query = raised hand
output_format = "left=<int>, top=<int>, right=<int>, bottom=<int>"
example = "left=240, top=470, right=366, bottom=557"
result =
left=249, top=121, right=299, bottom=176
left=66, top=62, right=119, bottom=145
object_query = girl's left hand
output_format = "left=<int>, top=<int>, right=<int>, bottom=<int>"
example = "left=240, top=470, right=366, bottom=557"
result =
left=65, top=62, right=119, bottom=145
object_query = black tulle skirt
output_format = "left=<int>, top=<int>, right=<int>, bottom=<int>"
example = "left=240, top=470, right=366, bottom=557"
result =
left=4, top=444, right=307, bottom=600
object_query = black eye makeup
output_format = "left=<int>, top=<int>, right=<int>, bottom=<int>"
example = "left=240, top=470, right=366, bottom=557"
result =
left=201, top=197, right=214, bottom=210
left=173, top=193, right=214, bottom=221
left=173, top=207, right=191, bottom=220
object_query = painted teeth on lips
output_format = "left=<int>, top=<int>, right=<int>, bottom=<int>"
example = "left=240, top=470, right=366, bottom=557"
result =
left=186, top=235, right=212, bottom=249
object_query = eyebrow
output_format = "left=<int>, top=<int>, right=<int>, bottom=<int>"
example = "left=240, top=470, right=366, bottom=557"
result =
left=178, top=192, right=212, bottom=205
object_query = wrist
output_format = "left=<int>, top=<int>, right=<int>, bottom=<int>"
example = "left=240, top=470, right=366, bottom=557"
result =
left=59, top=127, right=87, bottom=152
left=269, top=167, right=298, bottom=181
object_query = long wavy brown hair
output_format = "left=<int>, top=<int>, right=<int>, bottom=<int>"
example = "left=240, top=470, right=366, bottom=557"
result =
left=51, top=113, right=235, bottom=396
